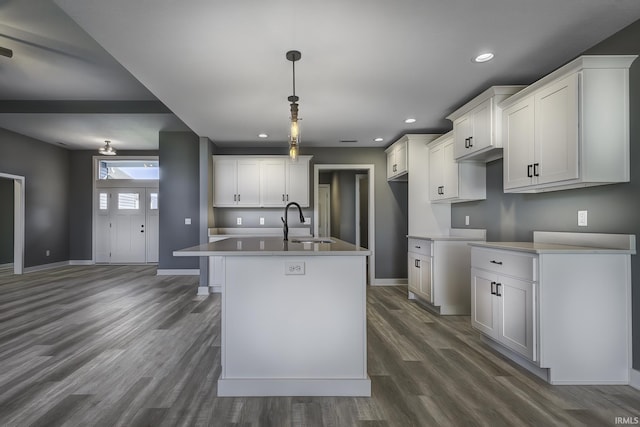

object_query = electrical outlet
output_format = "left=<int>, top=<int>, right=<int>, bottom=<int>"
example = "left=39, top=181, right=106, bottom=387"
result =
left=303, top=217, right=310, bottom=224
left=578, top=210, right=588, bottom=227
left=236, top=217, right=242, bottom=225
left=285, top=261, right=305, bottom=275
left=259, top=217, right=265, bottom=225
left=45, top=250, right=50, bottom=257
left=465, top=215, right=470, bottom=226
left=184, top=218, right=191, bottom=225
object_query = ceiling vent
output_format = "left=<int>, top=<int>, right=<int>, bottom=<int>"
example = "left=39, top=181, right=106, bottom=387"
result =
left=339, top=139, right=358, bottom=143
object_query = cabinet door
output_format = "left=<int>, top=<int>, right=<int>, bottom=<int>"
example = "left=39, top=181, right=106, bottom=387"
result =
left=408, top=252, right=421, bottom=294
left=497, top=276, right=536, bottom=361
left=261, top=158, right=286, bottom=207
left=286, top=159, right=309, bottom=206
left=418, top=254, right=432, bottom=303
left=453, top=114, right=472, bottom=159
left=441, top=139, right=459, bottom=199
left=213, top=159, right=238, bottom=206
left=395, top=142, right=408, bottom=175
left=428, top=143, right=444, bottom=200
left=503, top=96, right=535, bottom=190
left=471, top=268, right=499, bottom=337
left=534, top=73, right=579, bottom=186
left=386, top=150, right=396, bottom=179
left=236, top=159, right=261, bottom=206
left=469, top=99, right=492, bottom=154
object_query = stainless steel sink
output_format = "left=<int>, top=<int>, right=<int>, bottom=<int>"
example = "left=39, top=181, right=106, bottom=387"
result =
left=291, top=238, right=335, bottom=244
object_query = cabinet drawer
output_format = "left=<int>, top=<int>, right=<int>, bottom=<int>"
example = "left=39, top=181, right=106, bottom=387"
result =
left=408, top=238, right=432, bottom=256
left=471, top=248, right=536, bottom=281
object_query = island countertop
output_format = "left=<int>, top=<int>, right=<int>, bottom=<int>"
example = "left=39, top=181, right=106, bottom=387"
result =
left=174, top=236, right=371, bottom=257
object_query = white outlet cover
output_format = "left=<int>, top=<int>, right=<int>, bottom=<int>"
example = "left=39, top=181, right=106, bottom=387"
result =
left=236, top=217, right=242, bottom=225
left=285, top=261, right=305, bottom=275
left=185, top=218, right=191, bottom=225
left=465, top=215, right=470, bottom=226
left=578, top=210, right=588, bottom=227
left=260, top=217, right=265, bottom=225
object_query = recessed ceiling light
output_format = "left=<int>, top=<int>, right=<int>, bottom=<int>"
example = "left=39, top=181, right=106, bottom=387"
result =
left=374, top=137, right=384, bottom=142
left=404, top=118, right=416, bottom=124
left=258, top=133, right=268, bottom=138
left=474, top=52, right=494, bottom=63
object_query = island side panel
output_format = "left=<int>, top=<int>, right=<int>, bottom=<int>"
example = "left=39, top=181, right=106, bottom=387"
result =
left=220, top=255, right=369, bottom=395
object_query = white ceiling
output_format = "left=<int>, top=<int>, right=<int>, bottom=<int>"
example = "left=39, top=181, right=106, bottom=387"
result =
left=1, top=0, right=640, bottom=150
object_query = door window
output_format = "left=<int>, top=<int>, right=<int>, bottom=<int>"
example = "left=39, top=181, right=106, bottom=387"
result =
left=118, top=193, right=140, bottom=210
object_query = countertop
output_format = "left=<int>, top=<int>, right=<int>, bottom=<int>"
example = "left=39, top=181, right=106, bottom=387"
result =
left=408, top=235, right=485, bottom=242
left=174, top=236, right=371, bottom=257
left=407, top=228, right=487, bottom=242
left=468, top=241, right=636, bottom=255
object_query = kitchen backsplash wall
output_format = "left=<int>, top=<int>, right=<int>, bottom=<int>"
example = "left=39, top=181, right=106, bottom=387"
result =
left=451, top=19, right=640, bottom=369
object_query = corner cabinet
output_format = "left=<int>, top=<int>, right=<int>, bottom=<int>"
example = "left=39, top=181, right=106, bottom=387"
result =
left=446, top=86, right=525, bottom=162
left=213, top=155, right=311, bottom=207
left=385, top=138, right=408, bottom=181
left=428, top=131, right=486, bottom=203
left=501, top=55, right=636, bottom=193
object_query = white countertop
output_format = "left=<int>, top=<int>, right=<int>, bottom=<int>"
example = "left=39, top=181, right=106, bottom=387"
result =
left=408, top=228, right=487, bottom=242
left=408, top=235, right=485, bottom=241
left=175, top=236, right=371, bottom=257
left=468, top=241, right=636, bottom=255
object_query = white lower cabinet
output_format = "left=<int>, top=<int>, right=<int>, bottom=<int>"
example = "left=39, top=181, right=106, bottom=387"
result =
left=470, top=235, right=634, bottom=385
left=471, top=266, right=535, bottom=361
left=408, top=250, right=432, bottom=302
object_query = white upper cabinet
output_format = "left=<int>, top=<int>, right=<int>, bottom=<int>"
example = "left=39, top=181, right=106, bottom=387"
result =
left=501, top=55, right=636, bottom=193
left=428, top=131, right=486, bottom=203
left=447, top=86, right=525, bottom=162
left=213, top=158, right=261, bottom=207
left=385, top=138, right=408, bottom=180
left=213, top=155, right=311, bottom=208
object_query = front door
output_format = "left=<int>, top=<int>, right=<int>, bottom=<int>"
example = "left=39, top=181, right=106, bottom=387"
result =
left=96, top=188, right=153, bottom=264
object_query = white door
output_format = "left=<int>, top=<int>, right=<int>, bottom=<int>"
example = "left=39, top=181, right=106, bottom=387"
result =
left=110, top=189, right=146, bottom=263
left=428, top=143, right=443, bottom=200
left=236, top=159, right=261, bottom=206
left=146, top=190, right=159, bottom=263
left=498, top=276, right=536, bottom=361
left=286, top=159, right=309, bottom=206
left=503, top=96, right=535, bottom=190
left=95, top=190, right=112, bottom=263
left=260, top=158, right=286, bottom=207
left=213, top=159, right=238, bottom=207
left=471, top=268, right=499, bottom=337
left=471, top=99, right=492, bottom=152
left=453, top=114, right=472, bottom=159
left=317, top=184, right=331, bottom=237
left=442, top=139, right=459, bottom=199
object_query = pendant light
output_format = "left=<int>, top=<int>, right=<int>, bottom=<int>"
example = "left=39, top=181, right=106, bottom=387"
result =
left=99, top=140, right=117, bottom=156
left=286, top=50, right=301, bottom=162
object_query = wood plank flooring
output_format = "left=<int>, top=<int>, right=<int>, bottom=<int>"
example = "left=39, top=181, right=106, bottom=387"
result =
left=0, top=265, right=638, bottom=426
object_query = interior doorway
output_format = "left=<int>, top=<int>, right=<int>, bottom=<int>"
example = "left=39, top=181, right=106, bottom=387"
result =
left=314, top=164, right=375, bottom=283
left=0, top=172, right=25, bottom=275
left=355, top=174, right=369, bottom=249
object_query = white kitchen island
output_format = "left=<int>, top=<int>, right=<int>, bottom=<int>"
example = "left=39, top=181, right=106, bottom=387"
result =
left=174, top=237, right=371, bottom=397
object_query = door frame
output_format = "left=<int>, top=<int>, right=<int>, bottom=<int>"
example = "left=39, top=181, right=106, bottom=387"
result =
left=317, top=184, right=331, bottom=238
left=354, top=173, right=368, bottom=248
left=92, top=156, right=159, bottom=264
left=0, top=172, right=25, bottom=275
left=313, top=164, right=375, bottom=284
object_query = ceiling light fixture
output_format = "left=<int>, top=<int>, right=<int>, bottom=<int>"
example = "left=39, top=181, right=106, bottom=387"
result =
left=374, top=137, right=384, bottom=142
left=286, top=50, right=302, bottom=162
left=258, top=133, right=268, bottom=138
left=474, top=52, right=494, bottom=63
left=99, top=140, right=117, bottom=156
left=0, top=46, right=13, bottom=58
left=405, top=118, right=416, bottom=124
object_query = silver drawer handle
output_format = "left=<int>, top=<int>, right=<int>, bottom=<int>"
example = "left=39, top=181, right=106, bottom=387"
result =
left=490, top=260, right=503, bottom=265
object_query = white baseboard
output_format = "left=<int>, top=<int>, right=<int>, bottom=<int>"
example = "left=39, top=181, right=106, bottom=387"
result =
left=24, top=261, right=70, bottom=273
left=197, top=286, right=210, bottom=296
left=210, top=285, right=222, bottom=294
left=157, top=269, right=200, bottom=276
left=631, top=369, right=640, bottom=390
left=372, top=278, right=407, bottom=286
left=217, top=378, right=371, bottom=397
left=69, top=260, right=94, bottom=265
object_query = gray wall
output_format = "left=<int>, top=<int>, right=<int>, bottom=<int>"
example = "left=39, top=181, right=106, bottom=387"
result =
left=159, top=131, right=200, bottom=269
left=68, top=149, right=160, bottom=261
left=451, top=20, right=640, bottom=369
left=214, top=146, right=407, bottom=279
left=0, top=128, right=70, bottom=267
left=0, top=177, right=13, bottom=264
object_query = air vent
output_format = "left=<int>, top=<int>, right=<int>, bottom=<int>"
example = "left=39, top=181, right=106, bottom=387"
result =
left=339, top=139, right=358, bottom=143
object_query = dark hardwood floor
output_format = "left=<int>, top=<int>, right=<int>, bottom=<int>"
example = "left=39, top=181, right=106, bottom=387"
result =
left=0, top=265, right=638, bottom=426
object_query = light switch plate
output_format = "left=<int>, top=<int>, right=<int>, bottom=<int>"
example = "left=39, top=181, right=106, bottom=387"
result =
left=185, top=218, right=191, bottom=225
left=465, top=215, right=470, bottom=226
left=578, top=210, right=588, bottom=227
left=236, top=217, right=242, bottom=225
left=285, top=262, right=305, bottom=275
left=259, top=217, right=265, bottom=225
